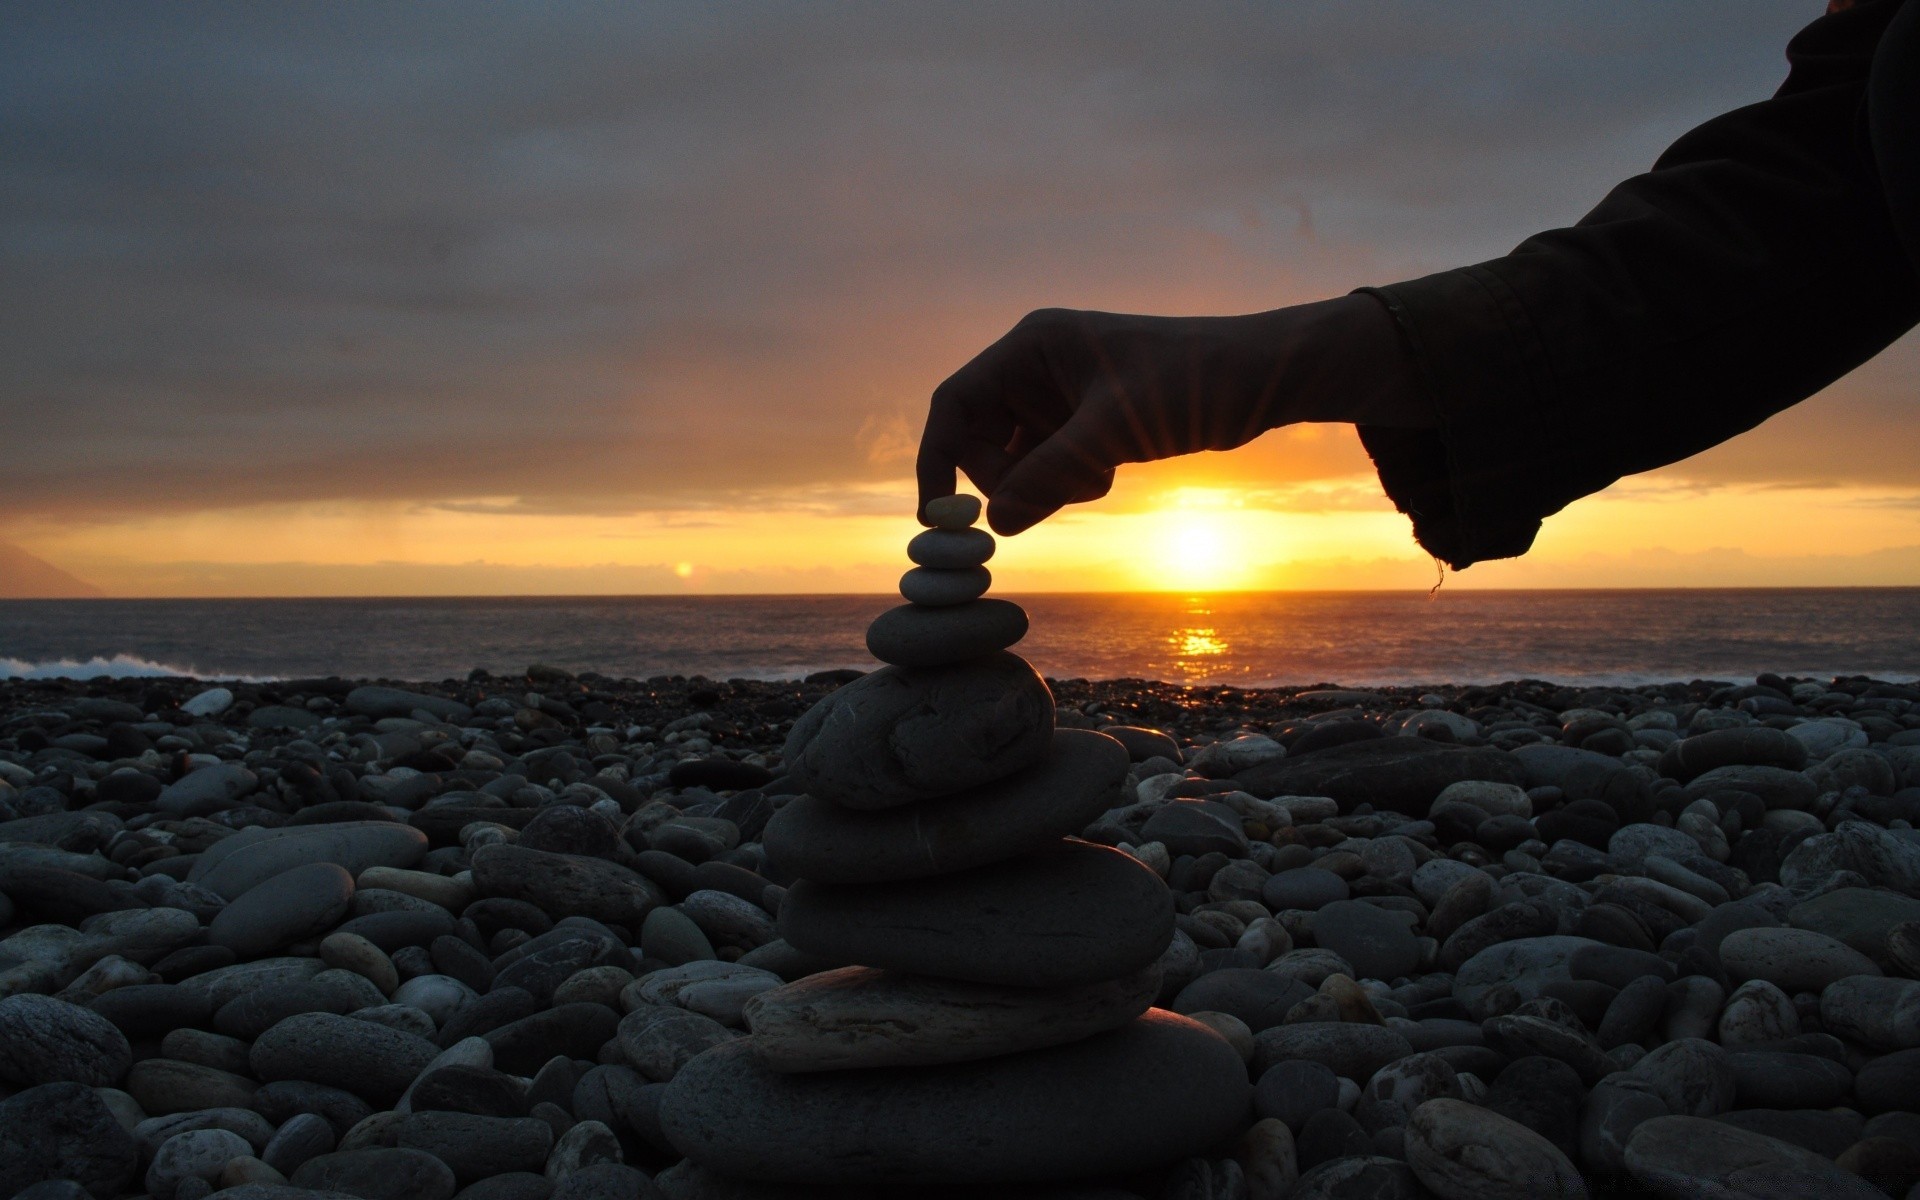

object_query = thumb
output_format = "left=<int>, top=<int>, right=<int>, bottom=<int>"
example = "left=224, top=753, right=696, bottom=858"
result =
left=986, top=413, right=1117, bottom=536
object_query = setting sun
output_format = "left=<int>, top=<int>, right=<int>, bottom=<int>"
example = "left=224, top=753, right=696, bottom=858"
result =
left=1142, top=490, right=1261, bottom=592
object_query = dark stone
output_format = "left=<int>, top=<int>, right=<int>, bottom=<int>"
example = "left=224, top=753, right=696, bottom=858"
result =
left=1482, top=1056, right=1583, bottom=1156
left=410, top=1064, right=530, bottom=1118
left=516, top=807, right=624, bottom=860
left=1296, top=1108, right=1372, bottom=1171
left=0, top=1081, right=139, bottom=1200
left=484, top=1003, right=622, bottom=1075
left=1173, top=969, right=1312, bottom=1033
left=1236, top=738, right=1525, bottom=814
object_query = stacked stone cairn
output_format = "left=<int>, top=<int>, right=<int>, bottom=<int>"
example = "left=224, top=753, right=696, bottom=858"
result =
left=657, top=494, right=1251, bottom=1190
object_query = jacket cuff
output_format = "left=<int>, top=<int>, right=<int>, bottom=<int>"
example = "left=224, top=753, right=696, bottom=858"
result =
left=1353, top=272, right=1552, bottom=570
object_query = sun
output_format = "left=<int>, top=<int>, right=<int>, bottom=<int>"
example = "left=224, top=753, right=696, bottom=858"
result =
left=1149, top=500, right=1254, bottom=591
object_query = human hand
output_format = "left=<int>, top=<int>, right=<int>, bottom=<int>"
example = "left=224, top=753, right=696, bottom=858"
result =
left=915, top=293, right=1429, bottom=534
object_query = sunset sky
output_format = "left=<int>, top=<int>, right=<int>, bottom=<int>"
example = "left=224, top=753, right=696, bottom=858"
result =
left=3, top=1, right=1916, bottom=597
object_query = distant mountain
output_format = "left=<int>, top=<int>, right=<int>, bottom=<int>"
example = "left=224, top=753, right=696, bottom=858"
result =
left=0, top=542, right=104, bottom=598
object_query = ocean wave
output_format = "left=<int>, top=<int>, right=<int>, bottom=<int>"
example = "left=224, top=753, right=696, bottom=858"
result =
left=0, top=654, right=272, bottom=682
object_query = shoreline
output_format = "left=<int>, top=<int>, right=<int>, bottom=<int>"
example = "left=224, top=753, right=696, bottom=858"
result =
left=1, top=665, right=1917, bottom=1196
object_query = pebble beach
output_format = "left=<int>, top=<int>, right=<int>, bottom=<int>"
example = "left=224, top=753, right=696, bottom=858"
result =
left=2, top=661, right=1918, bottom=1199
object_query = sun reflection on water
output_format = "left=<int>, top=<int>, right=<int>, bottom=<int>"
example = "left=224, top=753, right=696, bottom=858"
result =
left=1164, top=596, right=1230, bottom=677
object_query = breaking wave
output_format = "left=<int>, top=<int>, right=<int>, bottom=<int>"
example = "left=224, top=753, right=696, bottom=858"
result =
left=0, top=655, right=270, bottom=681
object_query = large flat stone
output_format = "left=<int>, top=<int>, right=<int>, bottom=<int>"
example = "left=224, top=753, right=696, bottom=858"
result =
left=763, top=729, right=1128, bottom=883
left=1236, top=739, right=1524, bottom=814
left=188, top=823, right=428, bottom=900
left=660, top=1010, right=1249, bottom=1184
left=744, top=963, right=1159, bottom=1071
left=780, top=840, right=1172, bottom=988
left=781, top=652, right=1054, bottom=810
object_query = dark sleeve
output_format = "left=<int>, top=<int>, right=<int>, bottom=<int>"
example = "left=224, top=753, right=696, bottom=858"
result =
left=1356, top=0, right=1920, bottom=570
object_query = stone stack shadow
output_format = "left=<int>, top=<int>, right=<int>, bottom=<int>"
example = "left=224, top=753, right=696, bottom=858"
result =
left=655, top=496, right=1250, bottom=1190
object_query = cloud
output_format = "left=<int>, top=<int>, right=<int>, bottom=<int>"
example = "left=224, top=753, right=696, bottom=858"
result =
left=7, top=0, right=1903, bottom=537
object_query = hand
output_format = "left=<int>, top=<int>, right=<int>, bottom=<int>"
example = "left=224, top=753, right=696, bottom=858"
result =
left=916, top=293, right=1431, bottom=535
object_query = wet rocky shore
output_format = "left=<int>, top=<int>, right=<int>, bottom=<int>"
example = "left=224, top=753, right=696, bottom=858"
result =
left=2, top=665, right=1919, bottom=1199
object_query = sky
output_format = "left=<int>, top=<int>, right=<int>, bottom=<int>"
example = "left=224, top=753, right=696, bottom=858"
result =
left=2, top=0, right=1917, bottom=597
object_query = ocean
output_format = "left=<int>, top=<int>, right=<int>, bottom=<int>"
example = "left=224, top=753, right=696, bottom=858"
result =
left=2, top=589, right=1917, bottom=689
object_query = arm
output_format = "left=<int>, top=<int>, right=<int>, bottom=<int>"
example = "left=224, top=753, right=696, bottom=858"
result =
left=1361, top=0, right=1920, bottom=567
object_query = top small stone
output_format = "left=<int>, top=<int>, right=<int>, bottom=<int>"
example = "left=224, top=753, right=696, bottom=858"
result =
left=924, top=494, right=982, bottom=530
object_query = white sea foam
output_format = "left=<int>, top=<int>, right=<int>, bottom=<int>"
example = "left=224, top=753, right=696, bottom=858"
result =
left=0, top=655, right=272, bottom=681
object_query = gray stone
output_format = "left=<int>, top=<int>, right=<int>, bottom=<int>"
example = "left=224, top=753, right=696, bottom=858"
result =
left=1782, top=824, right=1920, bottom=896
left=0, top=993, right=131, bottom=1087
left=764, top=729, right=1127, bottom=883
left=905, top=527, right=994, bottom=568
left=1819, top=975, right=1920, bottom=1049
left=1624, top=1114, right=1886, bottom=1200
left=780, top=651, right=1054, bottom=810
left=156, top=765, right=259, bottom=817
left=261, top=1113, right=336, bottom=1177
left=1720, top=926, right=1879, bottom=995
left=1660, top=727, right=1808, bottom=782
left=865, top=599, right=1028, bottom=667
left=292, top=1147, right=457, bottom=1200
left=1453, top=936, right=1605, bottom=1018
left=1172, top=968, right=1311, bottom=1034
left=780, top=839, right=1172, bottom=988
left=1683, top=765, right=1818, bottom=811
left=615, top=1005, right=736, bottom=1081
left=125, top=1059, right=259, bottom=1115
left=1808, top=746, right=1898, bottom=795
left=189, top=823, right=428, bottom=900
left=1728, top=1051, right=1852, bottom=1110
left=1311, top=900, right=1420, bottom=982
left=640, top=906, right=716, bottom=966
left=660, top=1010, right=1248, bottom=1184
left=345, top=686, right=474, bottom=723
left=1141, top=801, right=1248, bottom=858
left=1255, top=1058, right=1340, bottom=1134
left=470, top=843, right=664, bottom=927
left=1717, top=979, right=1799, bottom=1047
left=1252, top=1021, right=1414, bottom=1080
left=747, top=963, right=1158, bottom=1071
left=1356, top=1053, right=1461, bottom=1133
left=148, top=1129, right=251, bottom=1200
left=1786, top=887, right=1920, bottom=959
left=351, top=1111, right=553, bottom=1185
left=250, top=1012, right=442, bottom=1104
left=1262, top=867, right=1349, bottom=912
left=1289, top=1156, right=1422, bottom=1200
left=132, top=1110, right=274, bottom=1157
left=0, top=1081, right=139, bottom=1200
left=209, top=862, right=356, bottom=959
left=1236, top=738, right=1525, bottom=813
left=1608, top=823, right=1700, bottom=862
left=1627, top=1039, right=1735, bottom=1117
left=1405, top=1098, right=1587, bottom=1200
left=898, top=565, right=991, bottom=607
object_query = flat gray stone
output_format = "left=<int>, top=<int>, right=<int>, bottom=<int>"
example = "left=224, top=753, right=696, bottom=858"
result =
left=156, top=764, right=259, bottom=817
left=292, top=1147, right=456, bottom=1200
left=209, top=862, right=356, bottom=959
left=897, top=566, right=990, bottom=607
left=0, top=1081, right=139, bottom=1200
left=1312, top=900, right=1420, bottom=982
left=189, top=822, right=428, bottom=900
left=780, top=839, right=1172, bottom=988
left=865, top=599, right=1028, bottom=667
left=763, top=729, right=1128, bottom=883
left=1787, top=887, right=1920, bottom=959
left=1624, top=1114, right=1885, bottom=1199
left=250, top=1012, right=441, bottom=1104
left=1819, top=976, right=1920, bottom=1050
left=1404, top=1098, right=1586, bottom=1200
left=905, top=527, right=994, bottom=568
left=470, top=843, right=664, bottom=926
left=344, top=687, right=473, bottom=723
left=781, top=651, right=1054, bottom=810
left=745, top=963, right=1159, bottom=1071
left=1720, top=927, right=1880, bottom=994
left=660, top=1010, right=1248, bottom=1184
left=1781, top=824, right=1920, bottom=896
left=1252, top=1022, right=1414, bottom=1080
left=0, top=993, right=131, bottom=1087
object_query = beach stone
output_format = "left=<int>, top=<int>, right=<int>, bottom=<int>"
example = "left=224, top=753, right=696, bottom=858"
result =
left=156, top=764, right=259, bottom=817
left=345, top=686, right=473, bottom=723
left=1782, top=823, right=1920, bottom=894
left=905, top=526, right=994, bottom=568
left=1312, top=900, right=1419, bottom=982
left=148, top=1129, right=252, bottom=1200
left=88, top=982, right=211, bottom=1039
left=923, top=493, right=982, bottom=528
left=1263, top=867, right=1350, bottom=912
left=181, top=687, right=234, bottom=716
left=1624, top=1114, right=1885, bottom=1200
left=660, top=1009, right=1248, bottom=1184
left=1356, top=1052, right=1461, bottom=1133
left=615, top=1005, right=736, bottom=1081
left=190, top=823, right=428, bottom=900
left=1141, top=801, right=1248, bottom=858
left=1173, top=968, right=1311, bottom=1033
left=1104, top=725, right=1182, bottom=762
left=781, top=651, right=1054, bottom=810
left=1786, top=887, right=1920, bottom=958
left=261, top=1113, right=336, bottom=1177
left=358, top=1112, right=553, bottom=1184
left=0, top=1081, right=139, bottom=1199
left=251, top=1012, right=441, bottom=1103
left=1683, top=765, right=1818, bottom=812
left=764, top=729, right=1127, bottom=883
left=1290, top=1155, right=1420, bottom=1200
left=1252, top=1021, right=1414, bottom=1080
left=640, top=906, right=716, bottom=966
left=1236, top=738, right=1525, bottom=813
left=781, top=840, right=1172, bottom=988
left=1720, top=926, right=1880, bottom=994
left=1717, top=979, right=1799, bottom=1047
left=1728, top=1050, right=1851, bottom=1109
left=1809, top=746, right=1898, bottom=795
left=470, top=843, right=663, bottom=926
left=125, top=1059, right=259, bottom=1114
left=1579, top=1076, right=1669, bottom=1177
left=0, top=993, right=132, bottom=1088
left=1628, top=1038, right=1735, bottom=1117
left=1255, top=1059, right=1340, bottom=1132
left=1714, top=1108, right=1865, bottom=1160
left=1405, top=1098, right=1586, bottom=1200
left=292, top=1147, right=457, bottom=1200
left=1482, top=1056, right=1583, bottom=1156
left=485, top=1003, right=621, bottom=1074
left=746, top=962, right=1158, bottom=1071
left=898, top=565, right=991, bottom=607
left=1435, top=779, right=1533, bottom=818
left=1819, top=975, right=1920, bottom=1049
left=1855, top=1048, right=1920, bottom=1113
left=865, top=599, right=1028, bottom=668
left=1453, top=936, right=1603, bottom=1017
left=209, top=862, right=355, bottom=959
left=1660, top=727, right=1808, bottom=782
left=550, top=1163, right=649, bottom=1200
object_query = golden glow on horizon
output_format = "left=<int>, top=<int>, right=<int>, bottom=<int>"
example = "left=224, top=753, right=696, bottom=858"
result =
left=8, top=471, right=1920, bottom=596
